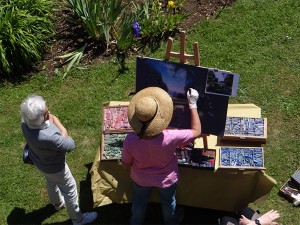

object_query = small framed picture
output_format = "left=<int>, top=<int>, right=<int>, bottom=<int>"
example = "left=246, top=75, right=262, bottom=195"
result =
left=205, top=69, right=240, bottom=97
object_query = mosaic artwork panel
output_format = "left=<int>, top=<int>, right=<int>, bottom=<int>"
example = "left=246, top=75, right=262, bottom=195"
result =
left=220, top=147, right=264, bottom=168
left=176, top=144, right=216, bottom=169
left=102, top=133, right=127, bottom=159
left=224, top=117, right=265, bottom=136
left=103, top=106, right=131, bottom=132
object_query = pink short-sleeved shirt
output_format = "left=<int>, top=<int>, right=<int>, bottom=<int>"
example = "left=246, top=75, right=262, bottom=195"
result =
left=122, top=129, right=194, bottom=188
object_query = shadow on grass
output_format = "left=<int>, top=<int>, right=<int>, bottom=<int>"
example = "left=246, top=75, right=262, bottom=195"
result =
left=75, top=163, right=237, bottom=224
left=91, top=202, right=237, bottom=225
left=7, top=163, right=236, bottom=225
left=6, top=204, right=57, bottom=225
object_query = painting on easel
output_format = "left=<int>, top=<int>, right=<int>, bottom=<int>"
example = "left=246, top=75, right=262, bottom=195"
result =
left=135, top=56, right=231, bottom=136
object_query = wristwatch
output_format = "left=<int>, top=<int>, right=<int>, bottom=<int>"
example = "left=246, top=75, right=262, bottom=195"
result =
left=255, top=219, right=261, bottom=225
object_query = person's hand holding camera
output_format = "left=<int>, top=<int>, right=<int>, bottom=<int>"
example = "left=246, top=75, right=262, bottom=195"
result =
left=239, top=210, right=280, bottom=225
left=187, top=88, right=199, bottom=109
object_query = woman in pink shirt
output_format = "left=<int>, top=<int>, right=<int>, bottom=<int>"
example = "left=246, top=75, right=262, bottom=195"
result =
left=122, top=87, right=201, bottom=225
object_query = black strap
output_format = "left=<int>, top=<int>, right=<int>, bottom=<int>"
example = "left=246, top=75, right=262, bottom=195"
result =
left=138, top=99, right=158, bottom=139
left=138, top=122, right=148, bottom=139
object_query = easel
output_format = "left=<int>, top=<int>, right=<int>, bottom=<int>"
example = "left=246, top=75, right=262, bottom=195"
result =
left=165, top=31, right=208, bottom=149
left=165, top=31, right=200, bottom=66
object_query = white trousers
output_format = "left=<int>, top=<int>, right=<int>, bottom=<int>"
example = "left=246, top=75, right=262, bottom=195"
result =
left=38, top=164, right=83, bottom=223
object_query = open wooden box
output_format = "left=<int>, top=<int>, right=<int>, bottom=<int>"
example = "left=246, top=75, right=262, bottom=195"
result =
left=220, top=117, right=267, bottom=143
left=219, top=147, right=265, bottom=170
left=176, top=145, right=216, bottom=170
left=279, top=180, right=300, bottom=203
left=101, top=105, right=132, bottom=161
left=279, top=167, right=300, bottom=205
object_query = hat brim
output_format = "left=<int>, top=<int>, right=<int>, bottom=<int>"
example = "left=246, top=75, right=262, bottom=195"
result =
left=128, top=87, right=173, bottom=137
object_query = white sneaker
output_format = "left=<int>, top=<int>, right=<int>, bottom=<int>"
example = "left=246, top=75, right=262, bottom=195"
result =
left=73, top=212, right=98, bottom=225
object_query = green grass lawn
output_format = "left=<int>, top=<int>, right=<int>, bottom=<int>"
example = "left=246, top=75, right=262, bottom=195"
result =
left=1, top=0, right=300, bottom=224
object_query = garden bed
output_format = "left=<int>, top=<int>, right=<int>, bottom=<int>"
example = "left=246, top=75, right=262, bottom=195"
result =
left=41, top=0, right=236, bottom=75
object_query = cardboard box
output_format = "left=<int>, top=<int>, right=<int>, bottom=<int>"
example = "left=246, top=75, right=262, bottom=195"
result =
left=221, top=117, right=267, bottom=143
left=219, top=147, right=265, bottom=170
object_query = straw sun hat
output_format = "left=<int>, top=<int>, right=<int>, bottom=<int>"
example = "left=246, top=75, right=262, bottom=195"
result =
left=128, top=87, right=173, bottom=138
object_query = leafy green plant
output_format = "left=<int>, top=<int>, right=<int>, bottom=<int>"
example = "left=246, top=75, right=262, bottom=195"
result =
left=101, top=0, right=129, bottom=48
left=55, top=44, right=87, bottom=79
left=2, top=0, right=56, bottom=17
left=0, top=0, right=56, bottom=78
left=137, top=0, right=187, bottom=46
left=63, top=0, right=187, bottom=69
left=64, top=0, right=103, bottom=40
left=64, top=0, right=129, bottom=48
left=114, top=13, right=137, bottom=70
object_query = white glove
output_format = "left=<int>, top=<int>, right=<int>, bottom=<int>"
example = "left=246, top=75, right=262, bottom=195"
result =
left=187, top=88, right=199, bottom=109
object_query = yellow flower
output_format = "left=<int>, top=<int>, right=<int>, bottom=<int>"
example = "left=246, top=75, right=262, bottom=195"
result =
left=168, top=1, right=175, bottom=8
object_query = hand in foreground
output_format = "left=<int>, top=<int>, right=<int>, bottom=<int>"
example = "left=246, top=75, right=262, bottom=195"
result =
left=187, top=88, right=199, bottom=109
left=239, top=210, right=280, bottom=225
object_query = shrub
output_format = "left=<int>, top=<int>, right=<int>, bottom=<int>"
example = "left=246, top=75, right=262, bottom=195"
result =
left=63, top=0, right=187, bottom=68
left=0, top=0, right=56, bottom=78
left=137, top=0, right=187, bottom=49
left=64, top=0, right=135, bottom=50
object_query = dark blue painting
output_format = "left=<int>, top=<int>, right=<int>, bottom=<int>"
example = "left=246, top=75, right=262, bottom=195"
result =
left=135, top=56, right=229, bottom=136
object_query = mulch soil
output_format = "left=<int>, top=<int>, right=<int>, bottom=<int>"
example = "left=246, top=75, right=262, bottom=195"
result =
left=41, top=0, right=236, bottom=75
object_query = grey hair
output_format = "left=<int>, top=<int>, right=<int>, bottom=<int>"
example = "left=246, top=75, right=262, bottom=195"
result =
left=20, top=94, right=46, bottom=126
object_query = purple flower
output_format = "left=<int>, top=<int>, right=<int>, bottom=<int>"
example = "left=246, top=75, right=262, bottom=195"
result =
left=132, top=20, right=141, bottom=37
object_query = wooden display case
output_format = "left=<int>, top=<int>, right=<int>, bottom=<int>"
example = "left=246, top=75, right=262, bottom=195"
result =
left=221, top=117, right=267, bottom=143
left=279, top=180, right=300, bottom=202
left=101, top=105, right=132, bottom=161
left=279, top=167, right=300, bottom=206
left=219, top=147, right=265, bottom=170
left=177, top=146, right=216, bottom=170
